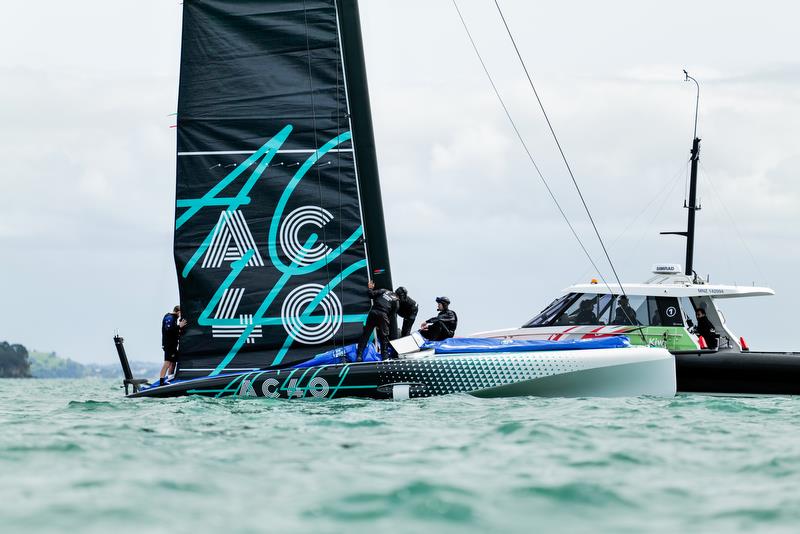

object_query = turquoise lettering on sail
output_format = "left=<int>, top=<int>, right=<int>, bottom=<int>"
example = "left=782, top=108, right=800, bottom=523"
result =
left=177, top=125, right=293, bottom=278
left=176, top=126, right=369, bottom=376
left=267, top=131, right=363, bottom=275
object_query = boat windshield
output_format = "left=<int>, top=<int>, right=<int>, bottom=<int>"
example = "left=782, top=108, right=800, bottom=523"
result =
left=524, top=293, right=685, bottom=328
left=522, top=294, right=577, bottom=327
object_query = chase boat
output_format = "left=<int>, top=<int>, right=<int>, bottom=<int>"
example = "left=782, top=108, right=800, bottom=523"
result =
left=469, top=63, right=800, bottom=397
left=478, top=265, right=800, bottom=396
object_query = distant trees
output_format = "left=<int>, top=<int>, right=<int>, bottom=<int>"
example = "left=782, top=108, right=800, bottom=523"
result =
left=28, top=351, right=88, bottom=378
left=1, top=342, right=161, bottom=379
left=0, top=341, right=31, bottom=378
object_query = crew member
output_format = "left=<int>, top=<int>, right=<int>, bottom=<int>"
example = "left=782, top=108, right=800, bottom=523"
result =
left=695, top=308, right=718, bottom=349
left=613, top=295, right=640, bottom=325
left=393, top=286, right=418, bottom=339
left=419, top=296, right=458, bottom=341
left=356, top=280, right=398, bottom=361
left=573, top=300, right=598, bottom=325
left=160, top=305, right=187, bottom=385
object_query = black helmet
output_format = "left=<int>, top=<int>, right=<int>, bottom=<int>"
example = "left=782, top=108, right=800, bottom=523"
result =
left=395, top=286, right=407, bottom=297
left=435, top=296, right=450, bottom=306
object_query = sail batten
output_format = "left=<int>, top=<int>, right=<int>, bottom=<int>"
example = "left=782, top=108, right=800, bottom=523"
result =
left=173, top=0, right=385, bottom=377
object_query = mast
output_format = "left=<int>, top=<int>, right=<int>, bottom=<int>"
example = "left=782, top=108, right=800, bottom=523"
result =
left=336, top=0, right=393, bottom=292
left=662, top=70, right=701, bottom=277
left=685, top=136, right=700, bottom=276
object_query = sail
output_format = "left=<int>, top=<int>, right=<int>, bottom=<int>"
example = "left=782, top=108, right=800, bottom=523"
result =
left=174, top=0, right=390, bottom=377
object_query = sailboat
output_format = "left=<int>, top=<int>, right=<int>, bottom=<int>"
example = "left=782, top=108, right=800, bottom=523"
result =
left=115, top=0, right=675, bottom=399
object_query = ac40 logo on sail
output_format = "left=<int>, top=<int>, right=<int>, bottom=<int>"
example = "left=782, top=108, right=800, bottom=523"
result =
left=176, top=124, right=369, bottom=374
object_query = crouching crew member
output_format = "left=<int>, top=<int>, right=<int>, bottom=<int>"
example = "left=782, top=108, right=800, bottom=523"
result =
left=420, top=296, right=458, bottom=341
left=393, top=286, right=418, bottom=339
left=695, top=307, right=718, bottom=350
left=356, top=280, right=398, bottom=361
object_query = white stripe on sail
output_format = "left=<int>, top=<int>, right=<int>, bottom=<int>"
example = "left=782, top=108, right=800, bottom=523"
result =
left=201, top=210, right=264, bottom=269
left=202, top=214, right=226, bottom=268
left=177, top=148, right=354, bottom=156
left=213, top=289, right=230, bottom=319
left=218, top=288, right=235, bottom=320
left=230, top=288, right=245, bottom=320
left=227, top=211, right=250, bottom=263
left=233, top=210, right=264, bottom=266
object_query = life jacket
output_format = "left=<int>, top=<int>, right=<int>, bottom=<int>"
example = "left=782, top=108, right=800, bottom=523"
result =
left=162, top=313, right=179, bottom=347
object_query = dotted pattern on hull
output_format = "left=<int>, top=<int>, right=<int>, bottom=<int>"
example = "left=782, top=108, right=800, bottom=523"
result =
left=378, top=354, right=584, bottom=396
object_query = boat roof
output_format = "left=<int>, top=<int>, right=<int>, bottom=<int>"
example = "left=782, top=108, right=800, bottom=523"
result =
left=565, top=274, right=774, bottom=299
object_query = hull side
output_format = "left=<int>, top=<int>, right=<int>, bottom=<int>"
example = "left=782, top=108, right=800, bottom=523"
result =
left=472, top=358, right=676, bottom=398
left=130, top=347, right=675, bottom=400
left=676, top=351, right=800, bottom=395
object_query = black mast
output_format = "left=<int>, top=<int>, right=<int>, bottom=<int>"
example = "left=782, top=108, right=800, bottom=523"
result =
left=685, top=136, right=700, bottom=276
left=662, top=70, right=701, bottom=277
left=336, top=0, right=394, bottom=292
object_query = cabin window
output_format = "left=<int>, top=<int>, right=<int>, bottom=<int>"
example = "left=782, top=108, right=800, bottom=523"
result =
left=527, top=293, right=686, bottom=328
left=679, top=297, right=699, bottom=328
left=522, top=293, right=577, bottom=327
left=609, top=295, right=647, bottom=325
left=595, top=294, right=614, bottom=324
left=647, top=296, right=683, bottom=327
left=551, top=293, right=611, bottom=325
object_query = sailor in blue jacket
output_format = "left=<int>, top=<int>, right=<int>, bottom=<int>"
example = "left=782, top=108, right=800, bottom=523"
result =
left=160, top=305, right=187, bottom=385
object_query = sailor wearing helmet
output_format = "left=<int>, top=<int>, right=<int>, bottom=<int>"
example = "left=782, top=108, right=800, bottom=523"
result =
left=419, top=296, right=458, bottom=341
left=393, top=286, right=418, bottom=338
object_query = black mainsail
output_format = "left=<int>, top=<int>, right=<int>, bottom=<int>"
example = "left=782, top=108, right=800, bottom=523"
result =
left=174, top=0, right=391, bottom=378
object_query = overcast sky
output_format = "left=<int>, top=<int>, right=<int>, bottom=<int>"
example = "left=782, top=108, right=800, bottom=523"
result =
left=2, top=1, right=798, bottom=363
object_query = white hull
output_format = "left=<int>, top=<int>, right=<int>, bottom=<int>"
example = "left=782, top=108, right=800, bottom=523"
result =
left=388, top=346, right=676, bottom=399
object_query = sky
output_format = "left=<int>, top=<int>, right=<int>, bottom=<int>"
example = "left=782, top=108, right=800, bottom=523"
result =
left=1, top=0, right=798, bottom=363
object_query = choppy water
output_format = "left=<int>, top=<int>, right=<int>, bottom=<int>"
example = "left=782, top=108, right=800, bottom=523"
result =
left=2, top=379, right=799, bottom=533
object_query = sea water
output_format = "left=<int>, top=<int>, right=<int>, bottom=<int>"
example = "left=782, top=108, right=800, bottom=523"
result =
left=1, top=379, right=798, bottom=533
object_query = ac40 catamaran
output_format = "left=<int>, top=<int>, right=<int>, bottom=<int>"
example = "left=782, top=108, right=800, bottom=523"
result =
left=114, top=0, right=675, bottom=399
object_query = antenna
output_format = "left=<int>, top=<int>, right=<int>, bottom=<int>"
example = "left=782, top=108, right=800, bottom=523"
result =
left=684, top=70, right=700, bottom=140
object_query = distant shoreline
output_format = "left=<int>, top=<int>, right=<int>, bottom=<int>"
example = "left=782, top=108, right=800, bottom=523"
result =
left=1, top=340, right=161, bottom=379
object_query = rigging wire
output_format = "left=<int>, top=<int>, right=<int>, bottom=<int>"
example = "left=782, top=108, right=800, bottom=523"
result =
left=302, top=0, right=332, bottom=293
left=333, top=0, right=346, bottom=347
left=573, top=161, right=687, bottom=283
left=450, top=0, right=612, bottom=292
left=698, top=172, right=735, bottom=279
left=610, top=163, right=688, bottom=250
left=700, top=162, right=770, bottom=286
left=629, top=167, right=685, bottom=259
left=683, top=152, right=690, bottom=206
left=491, top=0, right=627, bottom=296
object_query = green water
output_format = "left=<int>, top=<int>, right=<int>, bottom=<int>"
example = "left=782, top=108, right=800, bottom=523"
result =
left=2, top=379, right=798, bottom=533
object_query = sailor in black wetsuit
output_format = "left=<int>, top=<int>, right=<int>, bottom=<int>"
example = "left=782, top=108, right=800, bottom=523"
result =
left=356, top=280, right=398, bottom=361
left=393, top=286, right=418, bottom=339
left=695, top=308, right=718, bottom=349
left=419, top=296, right=458, bottom=341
